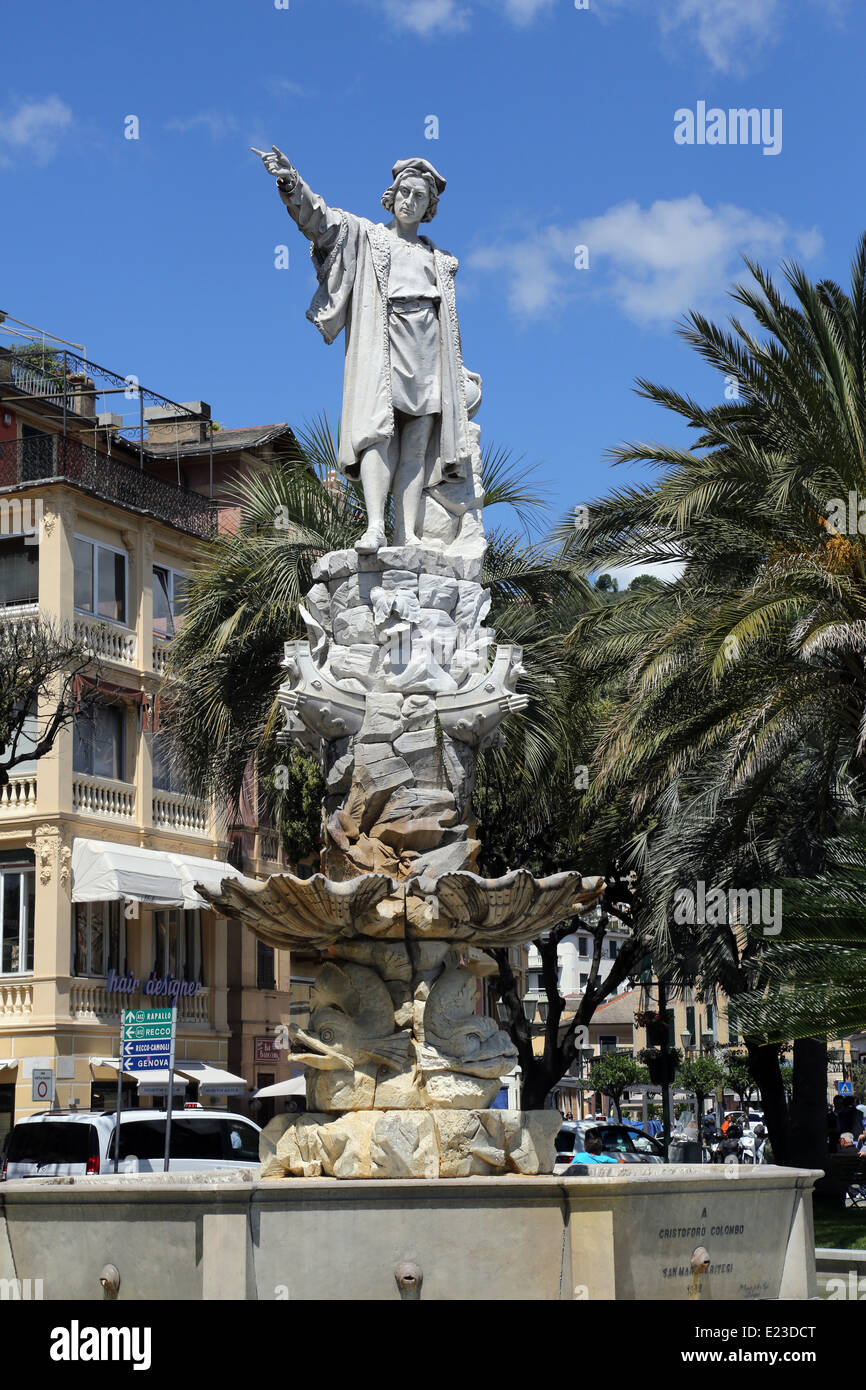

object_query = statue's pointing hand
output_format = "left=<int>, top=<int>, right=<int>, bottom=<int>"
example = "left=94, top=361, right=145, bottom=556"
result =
left=251, top=145, right=294, bottom=179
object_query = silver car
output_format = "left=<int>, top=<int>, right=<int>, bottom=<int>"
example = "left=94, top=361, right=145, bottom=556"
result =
left=554, top=1120, right=665, bottom=1173
left=1, top=1108, right=262, bottom=1179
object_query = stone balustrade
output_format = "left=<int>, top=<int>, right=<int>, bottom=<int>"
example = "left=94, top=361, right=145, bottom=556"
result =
left=69, top=982, right=211, bottom=1027
left=0, top=774, right=37, bottom=816
left=0, top=981, right=33, bottom=1017
left=152, top=638, right=169, bottom=677
left=72, top=775, right=136, bottom=820
left=69, top=982, right=132, bottom=1021
left=72, top=617, right=137, bottom=667
left=152, top=791, right=209, bottom=836
left=179, top=987, right=211, bottom=1026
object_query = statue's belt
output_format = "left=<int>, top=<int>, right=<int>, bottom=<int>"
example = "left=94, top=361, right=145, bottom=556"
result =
left=387, top=296, right=441, bottom=313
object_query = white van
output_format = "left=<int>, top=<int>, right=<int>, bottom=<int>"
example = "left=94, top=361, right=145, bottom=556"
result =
left=1, top=1108, right=261, bottom=1179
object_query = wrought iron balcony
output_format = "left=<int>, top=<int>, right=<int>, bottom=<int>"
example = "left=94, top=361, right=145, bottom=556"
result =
left=0, top=433, right=216, bottom=539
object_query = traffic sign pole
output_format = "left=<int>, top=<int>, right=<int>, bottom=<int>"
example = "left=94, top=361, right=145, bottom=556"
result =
left=163, top=999, right=178, bottom=1173
left=114, top=1009, right=125, bottom=1174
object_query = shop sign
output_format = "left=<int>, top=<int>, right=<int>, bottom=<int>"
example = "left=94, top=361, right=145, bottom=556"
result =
left=255, top=1036, right=280, bottom=1063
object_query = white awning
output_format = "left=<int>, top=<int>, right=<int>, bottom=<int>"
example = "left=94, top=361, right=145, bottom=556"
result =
left=176, top=1061, right=248, bottom=1097
left=0, top=1060, right=17, bottom=1072
left=89, top=1057, right=189, bottom=1093
left=254, top=1076, right=306, bottom=1099
left=71, top=839, right=248, bottom=911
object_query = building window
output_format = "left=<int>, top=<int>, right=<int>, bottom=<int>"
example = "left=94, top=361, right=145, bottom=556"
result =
left=152, top=732, right=188, bottom=794
left=0, top=535, right=39, bottom=607
left=685, top=1004, right=696, bottom=1042
left=578, top=936, right=589, bottom=957
left=579, top=972, right=589, bottom=990
left=153, top=565, right=188, bottom=638
left=74, top=536, right=127, bottom=624
left=153, top=909, right=203, bottom=984
left=0, top=867, right=34, bottom=975
left=73, top=902, right=125, bottom=977
left=599, top=1035, right=618, bottom=1054
left=607, top=939, right=619, bottom=959
left=704, top=1004, right=715, bottom=1037
left=257, top=940, right=276, bottom=990
left=73, top=703, right=125, bottom=781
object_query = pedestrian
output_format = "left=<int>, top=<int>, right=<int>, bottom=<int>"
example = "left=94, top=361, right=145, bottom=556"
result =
left=567, top=1131, right=620, bottom=1168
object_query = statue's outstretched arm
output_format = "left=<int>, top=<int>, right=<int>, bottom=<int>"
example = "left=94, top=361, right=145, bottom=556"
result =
left=251, top=144, right=344, bottom=252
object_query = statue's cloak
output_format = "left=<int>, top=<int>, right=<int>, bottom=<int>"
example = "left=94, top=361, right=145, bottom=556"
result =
left=282, top=175, right=473, bottom=486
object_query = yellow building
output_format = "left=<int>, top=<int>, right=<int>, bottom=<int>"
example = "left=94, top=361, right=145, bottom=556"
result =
left=0, top=323, right=303, bottom=1140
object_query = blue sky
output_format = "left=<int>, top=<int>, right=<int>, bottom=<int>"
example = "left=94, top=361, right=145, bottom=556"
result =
left=1, top=0, right=863, bottom=573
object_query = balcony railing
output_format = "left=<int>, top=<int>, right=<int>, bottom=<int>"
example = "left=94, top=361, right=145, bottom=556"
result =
left=73, top=616, right=137, bottom=667
left=152, top=790, right=209, bottom=836
left=69, top=981, right=135, bottom=1021
left=69, top=982, right=212, bottom=1028
left=0, top=773, right=37, bottom=815
left=152, top=638, right=169, bottom=677
left=0, top=433, right=216, bottom=539
left=0, top=980, right=33, bottom=1016
left=179, top=987, right=211, bottom=1026
left=72, top=774, right=136, bottom=820
left=4, top=358, right=77, bottom=414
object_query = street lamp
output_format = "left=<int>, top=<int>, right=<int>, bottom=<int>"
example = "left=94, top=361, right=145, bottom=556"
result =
left=681, top=1032, right=693, bottom=1055
left=495, top=1001, right=509, bottom=1026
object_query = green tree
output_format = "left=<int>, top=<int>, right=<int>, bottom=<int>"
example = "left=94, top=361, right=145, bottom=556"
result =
left=678, top=1055, right=725, bottom=1150
left=721, top=1050, right=758, bottom=1112
left=586, top=1053, right=647, bottom=1124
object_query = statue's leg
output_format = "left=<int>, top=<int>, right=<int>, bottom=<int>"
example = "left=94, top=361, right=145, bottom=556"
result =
left=392, top=414, right=436, bottom=547
left=355, top=435, right=399, bottom=553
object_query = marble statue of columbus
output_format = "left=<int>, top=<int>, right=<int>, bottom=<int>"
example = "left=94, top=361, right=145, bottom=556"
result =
left=252, top=146, right=481, bottom=553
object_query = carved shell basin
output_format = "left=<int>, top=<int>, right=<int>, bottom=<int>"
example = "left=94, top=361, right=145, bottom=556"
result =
left=196, top=868, right=605, bottom=949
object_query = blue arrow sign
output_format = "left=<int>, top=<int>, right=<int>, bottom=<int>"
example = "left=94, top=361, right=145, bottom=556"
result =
left=123, top=1041, right=172, bottom=1060
left=123, top=1055, right=175, bottom=1072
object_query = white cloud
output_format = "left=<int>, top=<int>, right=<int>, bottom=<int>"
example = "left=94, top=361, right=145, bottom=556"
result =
left=595, top=0, right=849, bottom=73
left=373, top=0, right=556, bottom=34
left=165, top=111, right=237, bottom=140
left=0, top=95, right=73, bottom=166
left=467, top=195, right=822, bottom=326
left=268, top=78, right=308, bottom=99
left=494, top=0, right=556, bottom=24
left=379, top=0, right=471, bottom=35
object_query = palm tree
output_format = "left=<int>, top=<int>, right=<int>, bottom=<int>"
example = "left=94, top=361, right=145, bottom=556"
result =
left=560, top=236, right=866, bottom=1163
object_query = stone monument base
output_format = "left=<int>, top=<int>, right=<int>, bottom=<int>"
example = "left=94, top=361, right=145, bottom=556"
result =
left=260, top=1108, right=561, bottom=1179
left=0, top=1166, right=820, bottom=1300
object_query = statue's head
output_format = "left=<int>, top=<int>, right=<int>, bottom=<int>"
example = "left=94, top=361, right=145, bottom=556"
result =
left=382, top=158, right=446, bottom=225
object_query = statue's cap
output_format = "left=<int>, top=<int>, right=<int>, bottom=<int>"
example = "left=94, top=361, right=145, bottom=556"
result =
left=391, top=158, right=446, bottom=193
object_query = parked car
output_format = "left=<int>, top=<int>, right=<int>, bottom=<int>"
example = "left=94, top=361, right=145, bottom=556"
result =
left=1, top=1108, right=262, bottom=1180
left=554, top=1120, right=665, bottom=1173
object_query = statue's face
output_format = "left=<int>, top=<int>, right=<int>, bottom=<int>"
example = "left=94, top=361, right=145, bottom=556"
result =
left=393, top=175, right=430, bottom=227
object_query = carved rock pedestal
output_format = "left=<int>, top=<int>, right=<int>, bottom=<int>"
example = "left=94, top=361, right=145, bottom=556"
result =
left=261, top=1108, right=561, bottom=1180
left=280, top=544, right=524, bottom=883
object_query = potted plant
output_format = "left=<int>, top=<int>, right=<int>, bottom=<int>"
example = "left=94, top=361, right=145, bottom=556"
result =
left=638, top=1046, right=682, bottom=1086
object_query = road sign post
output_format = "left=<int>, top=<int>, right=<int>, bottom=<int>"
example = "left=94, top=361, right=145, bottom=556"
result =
left=163, top=1000, right=178, bottom=1173
left=114, top=1011, right=125, bottom=1173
